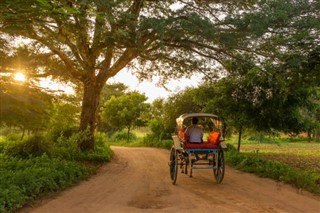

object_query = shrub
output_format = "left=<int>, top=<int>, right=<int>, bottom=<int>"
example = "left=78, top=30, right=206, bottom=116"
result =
left=4, top=135, right=52, bottom=158
left=148, top=119, right=172, bottom=140
left=48, top=126, right=78, bottom=142
left=53, top=131, right=113, bottom=162
left=77, top=132, right=113, bottom=162
left=111, top=130, right=137, bottom=142
left=142, top=134, right=172, bottom=149
left=5, top=132, right=22, bottom=142
left=0, top=154, right=91, bottom=213
left=0, top=131, right=113, bottom=213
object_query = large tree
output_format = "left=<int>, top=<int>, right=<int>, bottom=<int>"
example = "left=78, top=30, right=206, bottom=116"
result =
left=1, top=0, right=319, bottom=149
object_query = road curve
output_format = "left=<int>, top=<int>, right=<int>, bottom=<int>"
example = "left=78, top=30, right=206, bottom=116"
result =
left=21, top=146, right=320, bottom=213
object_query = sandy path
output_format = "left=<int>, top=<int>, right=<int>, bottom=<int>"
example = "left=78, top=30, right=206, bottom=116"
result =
left=21, top=146, right=320, bottom=213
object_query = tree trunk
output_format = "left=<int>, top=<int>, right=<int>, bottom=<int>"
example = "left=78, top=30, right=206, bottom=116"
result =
left=20, top=128, right=25, bottom=140
left=316, top=130, right=320, bottom=143
left=127, top=126, right=131, bottom=143
left=307, top=131, right=311, bottom=143
left=79, top=82, right=102, bottom=150
left=237, top=126, right=242, bottom=152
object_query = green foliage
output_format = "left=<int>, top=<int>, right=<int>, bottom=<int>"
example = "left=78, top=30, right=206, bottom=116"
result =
left=99, top=83, right=128, bottom=106
left=148, top=118, right=172, bottom=140
left=225, top=141, right=320, bottom=195
left=101, top=91, right=149, bottom=141
left=0, top=130, right=113, bottom=213
left=110, top=131, right=137, bottom=142
left=1, top=0, right=319, bottom=150
left=52, top=130, right=112, bottom=162
left=141, top=134, right=172, bottom=149
left=162, top=88, right=202, bottom=132
left=0, top=79, right=53, bottom=134
left=46, top=102, right=79, bottom=142
left=0, top=154, right=92, bottom=213
left=4, top=134, right=52, bottom=158
left=146, top=88, right=203, bottom=139
left=1, top=131, right=21, bottom=142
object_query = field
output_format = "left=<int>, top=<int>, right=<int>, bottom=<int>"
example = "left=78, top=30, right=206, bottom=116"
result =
left=227, top=137, right=320, bottom=195
left=237, top=142, right=320, bottom=173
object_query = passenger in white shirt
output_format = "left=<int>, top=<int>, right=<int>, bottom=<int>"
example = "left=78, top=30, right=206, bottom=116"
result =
left=185, top=117, right=203, bottom=143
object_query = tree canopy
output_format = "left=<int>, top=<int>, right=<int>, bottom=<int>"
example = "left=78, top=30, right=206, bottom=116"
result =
left=1, top=0, right=319, bottom=149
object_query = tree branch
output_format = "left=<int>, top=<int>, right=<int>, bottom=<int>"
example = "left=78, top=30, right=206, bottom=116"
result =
left=27, top=28, right=84, bottom=81
left=107, top=48, right=138, bottom=78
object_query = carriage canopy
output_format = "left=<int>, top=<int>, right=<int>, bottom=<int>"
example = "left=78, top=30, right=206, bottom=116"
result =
left=176, top=113, right=220, bottom=129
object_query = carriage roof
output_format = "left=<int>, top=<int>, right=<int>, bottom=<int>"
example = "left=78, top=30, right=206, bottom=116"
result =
left=176, top=113, right=219, bottom=128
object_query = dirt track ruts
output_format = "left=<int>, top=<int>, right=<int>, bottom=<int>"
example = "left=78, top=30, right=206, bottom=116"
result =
left=20, top=146, right=320, bottom=213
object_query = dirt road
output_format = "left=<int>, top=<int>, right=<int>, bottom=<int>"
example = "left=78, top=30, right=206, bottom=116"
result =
left=22, top=146, right=320, bottom=213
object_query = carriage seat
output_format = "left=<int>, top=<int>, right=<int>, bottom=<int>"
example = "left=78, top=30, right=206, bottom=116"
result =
left=185, top=131, right=221, bottom=149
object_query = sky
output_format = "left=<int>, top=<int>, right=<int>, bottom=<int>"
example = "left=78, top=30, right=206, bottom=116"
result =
left=37, top=70, right=203, bottom=103
left=109, top=70, right=203, bottom=102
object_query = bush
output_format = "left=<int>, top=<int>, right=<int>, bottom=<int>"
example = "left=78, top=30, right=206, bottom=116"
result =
left=53, top=131, right=113, bottom=162
left=111, top=130, right=137, bottom=142
left=0, top=131, right=113, bottom=213
left=4, top=135, right=52, bottom=158
left=48, top=126, right=78, bottom=142
left=0, top=136, right=6, bottom=153
left=148, top=119, right=172, bottom=140
left=77, top=132, right=113, bottom=162
left=142, top=134, right=172, bottom=149
left=0, top=154, right=91, bottom=213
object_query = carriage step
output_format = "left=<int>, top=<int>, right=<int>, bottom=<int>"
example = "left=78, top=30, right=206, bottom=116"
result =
left=191, top=166, right=216, bottom=170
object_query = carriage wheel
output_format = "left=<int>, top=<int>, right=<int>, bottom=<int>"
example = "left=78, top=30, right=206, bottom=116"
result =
left=214, top=147, right=225, bottom=183
left=169, top=146, right=178, bottom=184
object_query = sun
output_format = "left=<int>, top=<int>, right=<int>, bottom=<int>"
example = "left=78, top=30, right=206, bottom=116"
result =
left=14, top=72, right=26, bottom=82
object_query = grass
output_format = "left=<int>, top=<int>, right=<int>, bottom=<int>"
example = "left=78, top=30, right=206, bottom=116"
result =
left=106, top=129, right=172, bottom=149
left=0, top=132, right=113, bottom=213
left=226, top=136, right=320, bottom=195
left=231, top=137, right=320, bottom=173
left=0, top=154, right=92, bottom=212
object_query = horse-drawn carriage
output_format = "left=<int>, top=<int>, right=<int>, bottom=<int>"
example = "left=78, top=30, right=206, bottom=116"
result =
left=169, top=113, right=227, bottom=184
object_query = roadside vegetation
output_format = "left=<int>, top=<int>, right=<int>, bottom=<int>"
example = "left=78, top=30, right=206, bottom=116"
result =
left=0, top=132, right=112, bottom=213
left=226, top=137, right=320, bottom=195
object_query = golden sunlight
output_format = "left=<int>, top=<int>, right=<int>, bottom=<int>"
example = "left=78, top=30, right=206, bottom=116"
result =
left=14, top=72, right=26, bottom=82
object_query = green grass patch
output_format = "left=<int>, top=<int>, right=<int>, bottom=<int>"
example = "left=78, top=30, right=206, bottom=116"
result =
left=0, top=131, right=113, bottom=213
left=225, top=138, right=320, bottom=195
left=105, top=129, right=172, bottom=149
left=0, top=154, right=92, bottom=213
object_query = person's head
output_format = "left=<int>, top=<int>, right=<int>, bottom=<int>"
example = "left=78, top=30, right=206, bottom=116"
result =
left=191, top=117, right=198, bottom=125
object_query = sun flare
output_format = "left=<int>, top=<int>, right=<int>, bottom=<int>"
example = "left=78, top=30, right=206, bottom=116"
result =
left=14, top=72, right=26, bottom=82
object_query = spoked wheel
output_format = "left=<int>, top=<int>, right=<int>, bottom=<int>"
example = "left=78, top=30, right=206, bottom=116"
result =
left=169, top=146, right=178, bottom=184
left=214, top=147, right=225, bottom=183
